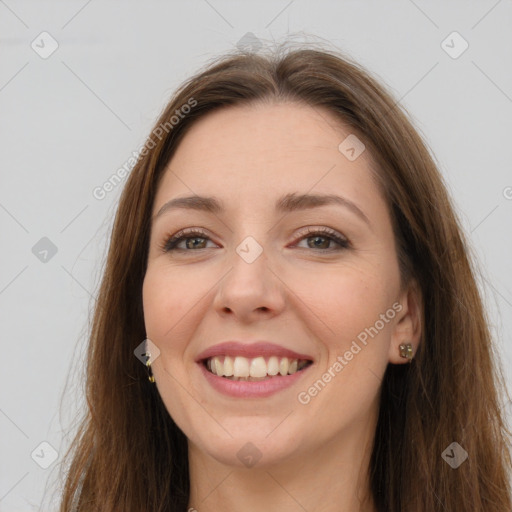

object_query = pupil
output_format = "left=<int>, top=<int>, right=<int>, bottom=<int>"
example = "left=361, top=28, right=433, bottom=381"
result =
left=187, top=237, right=205, bottom=249
left=309, top=236, right=328, bottom=249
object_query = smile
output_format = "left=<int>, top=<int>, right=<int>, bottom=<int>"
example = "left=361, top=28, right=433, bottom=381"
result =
left=198, top=356, right=314, bottom=398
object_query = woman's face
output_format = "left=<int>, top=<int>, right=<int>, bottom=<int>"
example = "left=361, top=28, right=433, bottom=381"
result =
left=143, top=101, right=418, bottom=469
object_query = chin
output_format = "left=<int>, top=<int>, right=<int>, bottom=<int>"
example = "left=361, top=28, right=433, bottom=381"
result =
left=191, top=428, right=305, bottom=470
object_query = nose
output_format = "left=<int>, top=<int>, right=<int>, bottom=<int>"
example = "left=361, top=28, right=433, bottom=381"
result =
left=212, top=243, right=286, bottom=323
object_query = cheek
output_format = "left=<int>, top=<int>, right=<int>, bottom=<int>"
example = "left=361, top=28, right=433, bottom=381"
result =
left=142, top=266, right=190, bottom=343
left=292, top=263, right=396, bottom=340
left=292, top=270, right=395, bottom=423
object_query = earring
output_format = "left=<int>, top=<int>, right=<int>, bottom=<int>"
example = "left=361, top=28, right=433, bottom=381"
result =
left=146, top=354, right=155, bottom=383
left=399, top=342, right=414, bottom=363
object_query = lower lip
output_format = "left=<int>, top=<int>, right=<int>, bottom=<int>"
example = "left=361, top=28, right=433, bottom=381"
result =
left=198, top=361, right=312, bottom=398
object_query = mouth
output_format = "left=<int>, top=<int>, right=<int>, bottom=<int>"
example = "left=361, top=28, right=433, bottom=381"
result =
left=195, top=341, right=315, bottom=398
left=201, top=355, right=314, bottom=381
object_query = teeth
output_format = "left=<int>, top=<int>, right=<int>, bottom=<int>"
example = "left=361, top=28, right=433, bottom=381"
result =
left=267, top=356, right=279, bottom=376
left=250, top=356, right=267, bottom=378
left=279, top=357, right=289, bottom=376
left=223, top=355, right=234, bottom=376
left=233, top=356, right=249, bottom=377
left=206, top=355, right=310, bottom=379
left=214, top=357, right=223, bottom=376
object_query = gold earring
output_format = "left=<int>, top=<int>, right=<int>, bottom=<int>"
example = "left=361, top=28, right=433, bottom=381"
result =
left=146, top=355, right=155, bottom=383
left=399, top=342, right=414, bottom=363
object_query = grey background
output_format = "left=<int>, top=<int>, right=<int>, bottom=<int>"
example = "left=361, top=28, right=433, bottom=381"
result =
left=1, top=1, right=511, bottom=510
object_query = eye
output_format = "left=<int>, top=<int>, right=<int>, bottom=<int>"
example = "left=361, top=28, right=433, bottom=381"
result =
left=160, top=226, right=351, bottom=253
left=160, top=228, right=214, bottom=252
left=292, top=226, right=350, bottom=251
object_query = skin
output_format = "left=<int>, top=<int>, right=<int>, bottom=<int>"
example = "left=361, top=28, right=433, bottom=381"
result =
left=142, top=101, right=422, bottom=512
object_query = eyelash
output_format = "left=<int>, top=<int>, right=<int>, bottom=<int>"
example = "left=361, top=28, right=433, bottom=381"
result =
left=160, top=226, right=350, bottom=253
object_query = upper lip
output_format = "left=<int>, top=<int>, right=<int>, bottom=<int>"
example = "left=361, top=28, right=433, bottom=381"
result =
left=195, top=341, right=314, bottom=363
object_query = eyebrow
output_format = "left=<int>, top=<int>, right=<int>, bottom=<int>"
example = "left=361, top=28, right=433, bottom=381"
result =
left=154, top=192, right=372, bottom=228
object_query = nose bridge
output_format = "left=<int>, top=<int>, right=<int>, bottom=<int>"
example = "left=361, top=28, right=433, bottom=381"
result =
left=227, top=234, right=270, bottom=294
left=213, top=231, right=284, bottom=318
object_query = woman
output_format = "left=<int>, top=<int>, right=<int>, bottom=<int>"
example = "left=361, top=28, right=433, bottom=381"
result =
left=58, top=42, right=512, bottom=511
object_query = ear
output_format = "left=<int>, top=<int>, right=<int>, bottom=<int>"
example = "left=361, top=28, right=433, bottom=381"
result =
left=388, top=278, right=423, bottom=364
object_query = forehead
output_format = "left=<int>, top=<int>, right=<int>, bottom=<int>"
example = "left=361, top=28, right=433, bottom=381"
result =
left=155, top=101, right=383, bottom=215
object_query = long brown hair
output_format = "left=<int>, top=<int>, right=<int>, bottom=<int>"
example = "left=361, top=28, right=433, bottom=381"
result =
left=57, top=41, right=512, bottom=511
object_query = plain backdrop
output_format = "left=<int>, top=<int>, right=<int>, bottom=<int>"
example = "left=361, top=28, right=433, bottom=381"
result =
left=1, top=1, right=511, bottom=510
